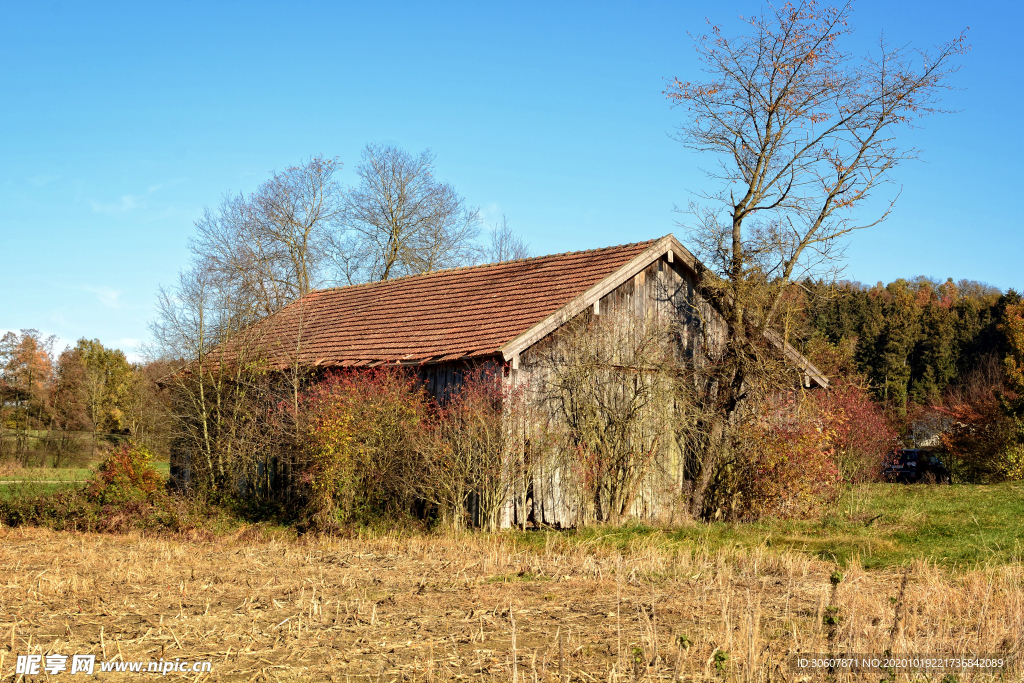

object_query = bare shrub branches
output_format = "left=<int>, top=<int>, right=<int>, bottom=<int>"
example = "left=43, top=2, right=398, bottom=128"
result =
left=150, top=265, right=286, bottom=496
left=300, top=367, right=526, bottom=532
left=424, top=368, right=527, bottom=532
left=528, top=311, right=692, bottom=524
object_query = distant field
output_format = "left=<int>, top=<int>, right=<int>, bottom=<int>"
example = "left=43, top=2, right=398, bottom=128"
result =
left=0, top=482, right=83, bottom=500
left=510, top=483, right=1024, bottom=571
left=0, top=467, right=91, bottom=500
left=0, top=466, right=94, bottom=482
left=0, top=428, right=94, bottom=453
left=0, top=460, right=170, bottom=499
left=0, top=430, right=168, bottom=469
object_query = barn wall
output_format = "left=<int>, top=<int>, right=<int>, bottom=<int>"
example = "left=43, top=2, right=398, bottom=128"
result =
left=415, top=358, right=502, bottom=401
left=503, top=254, right=725, bottom=528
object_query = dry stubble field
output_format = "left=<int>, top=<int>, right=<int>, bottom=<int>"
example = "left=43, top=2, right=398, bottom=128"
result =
left=0, top=525, right=1021, bottom=682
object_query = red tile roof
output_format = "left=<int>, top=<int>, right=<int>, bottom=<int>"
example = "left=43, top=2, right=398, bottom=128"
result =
left=245, top=239, right=658, bottom=368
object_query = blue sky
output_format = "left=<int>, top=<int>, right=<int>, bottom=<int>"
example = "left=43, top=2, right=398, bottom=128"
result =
left=1, top=1, right=1019, bottom=360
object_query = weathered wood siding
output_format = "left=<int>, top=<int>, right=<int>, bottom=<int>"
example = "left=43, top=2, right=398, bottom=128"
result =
left=595, top=252, right=726, bottom=357
left=416, top=357, right=502, bottom=401
left=501, top=253, right=725, bottom=528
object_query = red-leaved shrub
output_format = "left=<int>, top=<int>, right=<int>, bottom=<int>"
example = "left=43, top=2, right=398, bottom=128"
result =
left=814, top=381, right=897, bottom=482
left=730, top=393, right=844, bottom=520
left=86, top=442, right=164, bottom=505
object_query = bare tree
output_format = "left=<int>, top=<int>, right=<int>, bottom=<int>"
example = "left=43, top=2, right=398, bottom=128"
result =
left=344, top=144, right=482, bottom=281
left=483, top=215, right=531, bottom=263
left=151, top=267, right=264, bottom=493
left=151, top=252, right=322, bottom=499
left=190, top=155, right=344, bottom=317
left=153, top=156, right=347, bottom=498
left=664, top=1, right=967, bottom=516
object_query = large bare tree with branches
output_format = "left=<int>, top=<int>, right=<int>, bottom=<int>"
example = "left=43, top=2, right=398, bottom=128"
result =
left=664, top=1, right=968, bottom=515
left=152, top=148, right=531, bottom=500
left=190, top=155, right=344, bottom=318
left=343, top=144, right=482, bottom=282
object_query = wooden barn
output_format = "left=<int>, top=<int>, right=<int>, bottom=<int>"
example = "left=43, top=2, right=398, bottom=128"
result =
left=179, top=233, right=826, bottom=526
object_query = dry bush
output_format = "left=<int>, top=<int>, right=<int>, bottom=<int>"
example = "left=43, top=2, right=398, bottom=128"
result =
left=423, top=367, right=526, bottom=532
left=724, top=392, right=845, bottom=521
left=303, top=366, right=527, bottom=532
left=702, top=336, right=896, bottom=521
left=803, top=337, right=898, bottom=483
left=86, top=442, right=164, bottom=505
left=302, top=368, right=430, bottom=527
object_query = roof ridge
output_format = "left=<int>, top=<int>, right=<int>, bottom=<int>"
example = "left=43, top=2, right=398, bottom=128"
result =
left=306, top=237, right=661, bottom=297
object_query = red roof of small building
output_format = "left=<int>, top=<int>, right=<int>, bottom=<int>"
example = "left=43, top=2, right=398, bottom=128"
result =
left=245, top=239, right=658, bottom=368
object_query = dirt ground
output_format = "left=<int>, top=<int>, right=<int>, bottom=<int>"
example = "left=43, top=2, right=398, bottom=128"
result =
left=0, top=526, right=1020, bottom=681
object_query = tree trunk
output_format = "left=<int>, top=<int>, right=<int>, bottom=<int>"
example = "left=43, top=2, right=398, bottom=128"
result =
left=689, top=418, right=725, bottom=519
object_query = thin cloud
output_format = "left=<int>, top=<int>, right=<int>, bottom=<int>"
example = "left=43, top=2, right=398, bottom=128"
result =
left=480, top=202, right=503, bottom=224
left=90, top=195, right=142, bottom=213
left=28, top=174, right=61, bottom=187
left=90, top=183, right=164, bottom=214
left=82, top=286, right=123, bottom=310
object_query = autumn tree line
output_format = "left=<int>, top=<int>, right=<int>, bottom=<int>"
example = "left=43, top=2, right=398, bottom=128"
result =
left=0, top=332, right=170, bottom=466
left=795, top=278, right=1024, bottom=481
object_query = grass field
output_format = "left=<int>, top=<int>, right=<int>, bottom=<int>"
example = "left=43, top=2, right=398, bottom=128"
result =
left=0, top=467, right=92, bottom=500
left=0, top=466, right=94, bottom=481
left=0, top=525, right=1019, bottom=682
left=0, top=460, right=170, bottom=500
left=518, top=483, right=1024, bottom=572
left=0, top=470, right=1021, bottom=679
